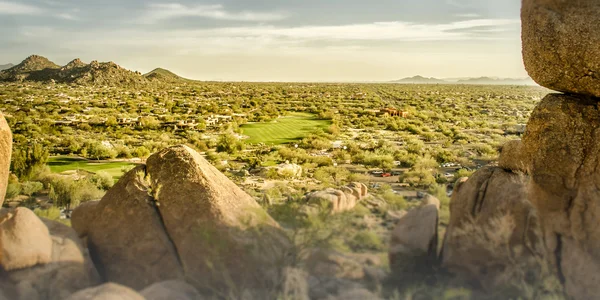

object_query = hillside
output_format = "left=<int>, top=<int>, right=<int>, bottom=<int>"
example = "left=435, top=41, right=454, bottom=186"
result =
left=0, top=63, right=14, bottom=71
left=144, top=68, right=185, bottom=82
left=0, top=55, right=148, bottom=86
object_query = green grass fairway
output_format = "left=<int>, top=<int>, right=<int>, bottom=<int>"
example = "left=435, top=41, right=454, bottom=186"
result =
left=48, top=156, right=137, bottom=179
left=241, top=113, right=332, bottom=145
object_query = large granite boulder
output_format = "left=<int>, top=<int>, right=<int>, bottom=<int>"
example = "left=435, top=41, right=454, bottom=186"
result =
left=441, top=167, right=548, bottom=293
left=389, top=202, right=438, bottom=281
left=0, top=207, right=52, bottom=271
left=0, top=113, right=11, bottom=207
left=4, top=217, right=100, bottom=300
left=522, top=0, right=600, bottom=97
left=77, top=165, right=184, bottom=290
left=65, top=283, right=144, bottom=300
left=73, top=145, right=290, bottom=298
left=522, top=94, right=600, bottom=299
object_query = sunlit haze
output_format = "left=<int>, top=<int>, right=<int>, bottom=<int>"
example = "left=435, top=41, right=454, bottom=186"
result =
left=0, top=0, right=525, bottom=82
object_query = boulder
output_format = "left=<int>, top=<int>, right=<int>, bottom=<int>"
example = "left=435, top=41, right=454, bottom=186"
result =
left=140, top=280, right=203, bottom=300
left=145, top=145, right=290, bottom=297
left=389, top=203, right=438, bottom=280
left=0, top=207, right=52, bottom=271
left=75, top=165, right=184, bottom=290
left=521, top=94, right=600, bottom=299
left=307, top=188, right=357, bottom=213
left=441, top=167, right=547, bottom=293
left=65, top=283, right=144, bottom=300
left=0, top=113, right=11, bottom=207
left=349, top=182, right=368, bottom=198
left=421, top=194, right=440, bottom=209
left=522, top=0, right=600, bottom=97
left=340, top=186, right=357, bottom=199
left=498, top=140, right=527, bottom=173
left=77, top=145, right=290, bottom=298
left=6, top=218, right=100, bottom=300
left=306, top=250, right=365, bottom=281
left=70, top=200, right=99, bottom=239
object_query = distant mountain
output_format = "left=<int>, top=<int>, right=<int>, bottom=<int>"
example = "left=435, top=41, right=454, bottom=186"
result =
left=455, top=77, right=536, bottom=85
left=0, top=63, right=14, bottom=71
left=392, top=75, right=446, bottom=84
left=0, top=55, right=148, bottom=86
left=144, top=68, right=185, bottom=82
left=391, top=75, right=537, bottom=86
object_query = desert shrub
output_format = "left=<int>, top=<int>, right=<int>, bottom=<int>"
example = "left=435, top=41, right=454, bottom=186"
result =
left=455, top=168, right=474, bottom=178
left=348, top=230, right=384, bottom=252
left=121, top=165, right=135, bottom=175
left=89, top=171, right=115, bottom=190
left=49, top=177, right=105, bottom=209
left=5, top=183, right=21, bottom=199
left=20, top=181, right=44, bottom=196
left=34, top=206, right=61, bottom=221
left=382, top=190, right=407, bottom=210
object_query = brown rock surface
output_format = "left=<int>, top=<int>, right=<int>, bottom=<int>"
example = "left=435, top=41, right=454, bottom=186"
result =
left=0, top=113, right=11, bottom=207
left=307, top=188, right=357, bottom=213
left=441, top=167, right=547, bottom=292
left=522, top=94, right=600, bottom=299
left=75, top=145, right=290, bottom=298
left=0, top=207, right=52, bottom=271
left=145, top=145, right=290, bottom=297
left=70, top=200, right=99, bottom=239
left=522, top=0, right=600, bottom=97
left=75, top=165, right=184, bottom=290
left=64, top=283, right=144, bottom=300
left=5, top=218, right=100, bottom=300
left=498, top=139, right=528, bottom=173
left=140, top=280, right=203, bottom=300
left=389, top=203, right=438, bottom=278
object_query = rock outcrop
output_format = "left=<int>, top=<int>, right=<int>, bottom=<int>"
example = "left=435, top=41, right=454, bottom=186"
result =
left=0, top=113, right=11, bottom=207
left=389, top=201, right=438, bottom=281
left=522, top=0, right=600, bottom=97
left=72, top=145, right=290, bottom=298
left=522, top=94, right=600, bottom=299
left=0, top=207, right=52, bottom=271
left=307, top=188, right=357, bottom=213
left=441, top=167, right=547, bottom=292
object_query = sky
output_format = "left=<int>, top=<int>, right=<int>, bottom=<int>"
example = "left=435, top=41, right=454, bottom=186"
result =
left=0, top=0, right=526, bottom=82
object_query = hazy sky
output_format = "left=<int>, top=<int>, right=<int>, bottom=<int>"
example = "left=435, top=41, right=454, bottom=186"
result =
left=0, top=0, right=525, bottom=81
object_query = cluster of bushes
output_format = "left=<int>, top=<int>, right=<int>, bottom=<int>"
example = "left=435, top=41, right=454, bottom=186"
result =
left=5, top=166, right=114, bottom=211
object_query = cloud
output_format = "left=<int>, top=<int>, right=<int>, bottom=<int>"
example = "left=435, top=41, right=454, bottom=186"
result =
left=13, top=17, right=520, bottom=59
left=138, top=3, right=288, bottom=24
left=56, top=12, right=79, bottom=21
left=0, top=1, right=43, bottom=15
left=455, top=13, right=481, bottom=18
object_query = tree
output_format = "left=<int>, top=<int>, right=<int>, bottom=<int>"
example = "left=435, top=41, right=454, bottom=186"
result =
left=11, top=143, right=49, bottom=180
left=216, top=133, right=244, bottom=154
